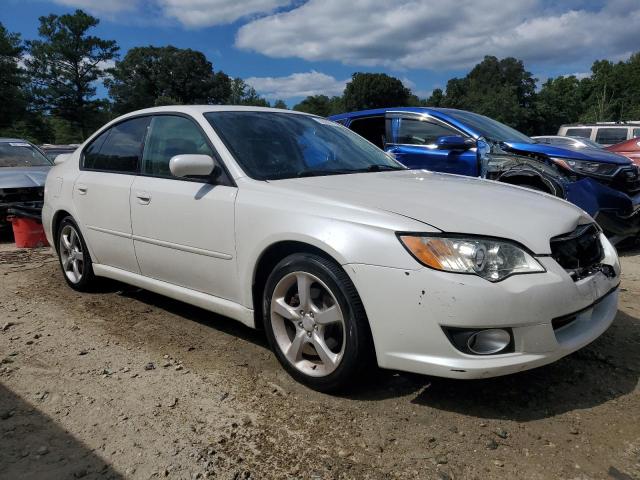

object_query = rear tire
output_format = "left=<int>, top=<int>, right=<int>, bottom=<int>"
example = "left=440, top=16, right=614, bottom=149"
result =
left=263, top=253, right=374, bottom=392
left=56, top=216, right=97, bottom=292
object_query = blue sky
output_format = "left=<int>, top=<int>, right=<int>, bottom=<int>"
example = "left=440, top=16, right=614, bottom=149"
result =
left=2, top=0, right=638, bottom=107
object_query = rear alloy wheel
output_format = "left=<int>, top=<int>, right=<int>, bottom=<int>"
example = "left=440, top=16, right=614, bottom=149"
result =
left=57, top=217, right=96, bottom=291
left=263, top=253, right=373, bottom=391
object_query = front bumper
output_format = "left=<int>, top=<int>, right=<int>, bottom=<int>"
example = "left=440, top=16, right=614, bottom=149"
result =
left=565, top=178, right=640, bottom=241
left=345, top=254, right=619, bottom=379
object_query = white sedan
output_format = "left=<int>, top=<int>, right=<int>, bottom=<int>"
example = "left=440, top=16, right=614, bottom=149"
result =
left=43, top=106, right=621, bottom=391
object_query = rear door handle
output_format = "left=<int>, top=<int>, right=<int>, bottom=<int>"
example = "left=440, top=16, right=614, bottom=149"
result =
left=76, top=184, right=88, bottom=195
left=135, top=191, right=151, bottom=205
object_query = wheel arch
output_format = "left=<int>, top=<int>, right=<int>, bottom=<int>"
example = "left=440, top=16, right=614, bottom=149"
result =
left=251, top=240, right=341, bottom=330
left=51, top=209, right=74, bottom=253
left=498, top=170, right=564, bottom=197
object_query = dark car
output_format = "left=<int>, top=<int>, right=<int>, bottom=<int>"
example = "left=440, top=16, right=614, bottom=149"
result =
left=330, top=107, right=640, bottom=243
left=0, top=138, right=52, bottom=229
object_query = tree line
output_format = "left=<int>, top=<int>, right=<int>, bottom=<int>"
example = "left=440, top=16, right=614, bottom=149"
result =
left=1, top=9, right=639, bottom=144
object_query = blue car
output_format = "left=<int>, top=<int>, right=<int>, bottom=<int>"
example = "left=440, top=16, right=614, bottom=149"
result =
left=330, top=107, right=640, bottom=243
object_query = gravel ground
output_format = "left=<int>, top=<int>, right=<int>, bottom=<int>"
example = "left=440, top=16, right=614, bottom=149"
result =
left=0, top=240, right=639, bottom=480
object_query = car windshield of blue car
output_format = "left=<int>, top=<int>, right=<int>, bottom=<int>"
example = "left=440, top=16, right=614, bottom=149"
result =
left=205, top=112, right=405, bottom=180
left=443, top=110, right=533, bottom=144
left=0, top=143, right=52, bottom=167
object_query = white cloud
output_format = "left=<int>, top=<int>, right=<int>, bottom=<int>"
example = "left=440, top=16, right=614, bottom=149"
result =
left=236, top=0, right=640, bottom=71
left=52, top=0, right=140, bottom=14
left=245, top=71, right=348, bottom=100
left=158, top=0, right=292, bottom=27
left=53, top=0, right=292, bottom=26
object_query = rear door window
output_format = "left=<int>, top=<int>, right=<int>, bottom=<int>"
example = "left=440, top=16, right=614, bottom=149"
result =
left=595, top=128, right=628, bottom=145
left=632, top=128, right=640, bottom=139
left=348, top=116, right=386, bottom=148
left=82, top=117, right=150, bottom=173
left=565, top=128, right=592, bottom=139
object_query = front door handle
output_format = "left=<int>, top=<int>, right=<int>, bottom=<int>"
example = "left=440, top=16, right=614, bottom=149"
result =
left=135, top=191, right=151, bottom=205
left=76, top=184, right=88, bottom=195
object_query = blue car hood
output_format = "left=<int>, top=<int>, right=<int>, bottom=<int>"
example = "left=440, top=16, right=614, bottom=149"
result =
left=0, top=166, right=50, bottom=189
left=503, top=142, right=630, bottom=165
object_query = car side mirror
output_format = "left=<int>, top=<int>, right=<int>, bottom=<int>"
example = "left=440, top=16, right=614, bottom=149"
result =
left=169, top=154, right=218, bottom=179
left=436, top=135, right=473, bottom=150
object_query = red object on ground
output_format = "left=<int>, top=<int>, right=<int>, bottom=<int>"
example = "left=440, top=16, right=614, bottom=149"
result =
left=11, top=217, right=49, bottom=248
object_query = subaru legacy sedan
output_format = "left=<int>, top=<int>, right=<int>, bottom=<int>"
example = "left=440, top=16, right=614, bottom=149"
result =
left=43, top=106, right=620, bottom=392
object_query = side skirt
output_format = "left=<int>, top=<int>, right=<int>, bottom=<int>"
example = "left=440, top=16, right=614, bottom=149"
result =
left=92, top=264, right=255, bottom=328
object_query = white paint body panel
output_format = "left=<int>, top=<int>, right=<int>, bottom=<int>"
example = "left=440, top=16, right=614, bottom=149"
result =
left=73, top=171, right=139, bottom=273
left=43, top=106, right=621, bottom=380
left=130, top=176, right=239, bottom=300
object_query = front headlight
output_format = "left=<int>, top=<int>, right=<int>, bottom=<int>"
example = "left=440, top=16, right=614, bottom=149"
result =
left=550, top=157, right=619, bottom=177
left=398, top=235, right=545, bottom=282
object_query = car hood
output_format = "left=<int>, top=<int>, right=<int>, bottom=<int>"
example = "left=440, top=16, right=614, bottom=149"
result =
left=0, top=166, right=50, bottom=189
left=503, top=141, right=630, bottom=165
left=273, top=170, right=592, bottom=254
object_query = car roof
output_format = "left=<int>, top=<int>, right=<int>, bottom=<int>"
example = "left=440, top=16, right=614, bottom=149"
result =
left=328, top=107, right=481, bottom=137
left=119, top=105, right=305, bottom=118
left=330, top=106, right=454, bottom=120
left=560, top=122, right=640, bottom=127
left=0, top=137, right=32, bottom=143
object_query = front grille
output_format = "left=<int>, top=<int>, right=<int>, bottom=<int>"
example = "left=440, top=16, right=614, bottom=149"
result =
left=611, top=165, right=640, bottom=194
left=550, top=224, right=604, bottom=281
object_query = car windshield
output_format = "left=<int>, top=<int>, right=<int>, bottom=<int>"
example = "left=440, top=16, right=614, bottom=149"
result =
left=205, top=111, right=404, bottom=180
left=442, top=110, right=533, bottom=144
left=0, top=142, right=52, bottom=167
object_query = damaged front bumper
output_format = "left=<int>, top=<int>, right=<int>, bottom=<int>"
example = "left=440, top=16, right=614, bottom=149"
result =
left=345, top=235, right=620, bottom=379
left=565, top=178, right=640, bottom=242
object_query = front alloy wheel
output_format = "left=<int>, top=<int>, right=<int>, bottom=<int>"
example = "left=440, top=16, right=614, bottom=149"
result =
left=263, top=253, right=373, bottom=391
left=270, top=271, right=346, bottom=377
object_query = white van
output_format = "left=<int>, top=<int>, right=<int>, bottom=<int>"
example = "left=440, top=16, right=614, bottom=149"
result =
left=557, top=122, right=640, bottom=146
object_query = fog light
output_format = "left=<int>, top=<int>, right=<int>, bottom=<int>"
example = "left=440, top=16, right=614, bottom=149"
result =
left=466, top=329, right=511, bottom=355
left=444, top=327, right=513, bottom=355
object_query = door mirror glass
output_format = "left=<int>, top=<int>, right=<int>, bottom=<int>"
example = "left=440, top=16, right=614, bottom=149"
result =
left=436, top=135, right=473, bottom=150
left=169, top=154, right=215, bottom=178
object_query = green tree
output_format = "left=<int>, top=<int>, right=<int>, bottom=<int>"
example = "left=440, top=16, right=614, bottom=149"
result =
left=273, top=99, right=287, bottom=109
left=342, top=72, right=410, bottom=111
left=439, top=56, right=538, bottom=133
left=227, top=78, right=269, bottom=106
left=26, top=9, right=119, bottom=139
left=535, top=75, right=586, bottom=133
left=107, top=46, right=231, bottom=114
left=425, top=88, right=444, bottom=107
left=293, top=95, right=344, bottom=116
left=0, top=22, right=28, bottom=133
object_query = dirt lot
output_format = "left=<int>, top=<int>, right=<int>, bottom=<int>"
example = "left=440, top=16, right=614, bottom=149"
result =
left=0, top=241, right=639, bottom=480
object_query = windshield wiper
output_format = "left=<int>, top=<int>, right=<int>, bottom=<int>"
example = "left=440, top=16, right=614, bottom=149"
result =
left=294, top=165, right=405, bottom=178
left=295, top=169, right=356, bottom=178
left=363, top=164, right=405, bottom=172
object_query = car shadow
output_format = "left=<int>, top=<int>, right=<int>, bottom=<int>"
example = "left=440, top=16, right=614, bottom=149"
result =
left=346, top=309, right=639, bottom=421
left=0, top=384, right=123, bottom=479
left=114, top=284, right=270, bottom=351
left=84, top=280, right=637, bottom=422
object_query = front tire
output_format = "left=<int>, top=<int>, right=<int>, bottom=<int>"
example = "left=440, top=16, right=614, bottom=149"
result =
left=263, top=253, right=373, bottom=392
left=57, top=216, right=96, bottom=291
